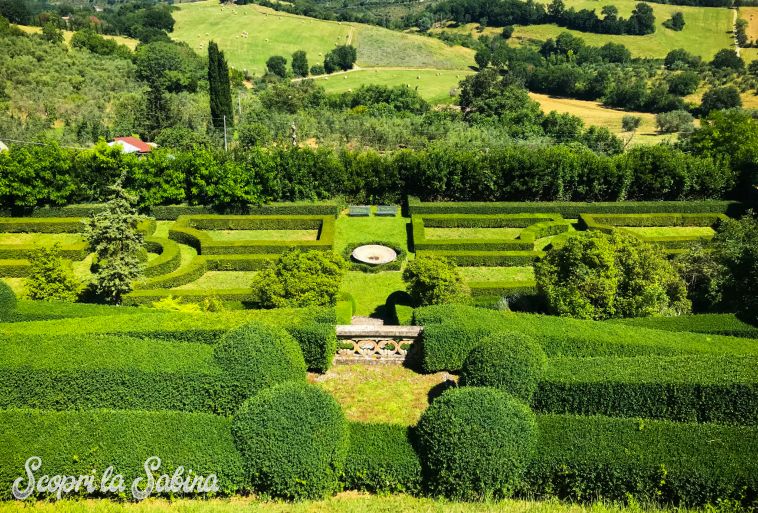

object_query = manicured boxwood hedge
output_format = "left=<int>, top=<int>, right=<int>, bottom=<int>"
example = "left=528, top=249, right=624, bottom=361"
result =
left=169, top=215, right=335, bottom=255
left=0, top=299, right=164, bottom=323
left=0, top=409, right=246, bottom=500
left=534, top=355, right=758, bottom=424
left=408, top=198, right=745, bottom=217
left=415, top=250, right=542, bottom=267
left=610, top=313, right=758, bottom=339
left=0, top=242, right=88, bottom=261
left=0, top=259, right=30, bottom=277
left=286, top=322, right=338, bottom=372
left=342, top=241, right=406, bottom=273
left=150, top=202, right=339, bottom=220
left=522, top=414, right=758, bottom=507
left=143, top=237, right=182, bottom=278
left=415, top=305, right=758, bottom=372
left=343, top=422, right=422, bottom=495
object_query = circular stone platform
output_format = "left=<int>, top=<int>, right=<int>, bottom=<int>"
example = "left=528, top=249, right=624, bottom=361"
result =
left=351, top=244, right=398, bottom=266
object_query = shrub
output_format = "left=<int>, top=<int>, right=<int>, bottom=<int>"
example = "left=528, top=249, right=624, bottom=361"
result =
left=231, top=382, right=349, bottom=500
left=655, top=110, right=694, bottom=134
left=24, top=244, right=82, bottom=302
left=415, top=387, right=537, bottom=500
left=214, top=321, right=307, bottom=406
left=403, top=256, right=469, bottom=306
left=535, top=231, right=691, bottom=320
left=523, top=414, right=758, bottom=506
left=0, top=409, right=245, bottom=500
left=700, top=85, right=742, bottom=115
left=250, top=249, right=347, bottom=308
left=286, top=321, right=337, bottom=373
left=343, top=422, right=422, bottom=494
left=0, top=279, right=16, bottom=311
left=459, top=332, right=546, bottom=402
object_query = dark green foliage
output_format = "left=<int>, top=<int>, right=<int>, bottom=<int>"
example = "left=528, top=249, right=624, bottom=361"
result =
left=70, top=29, right=131, bottom=59
left=664, top=48, right=701, bottom=69
left=523, top=414, right=758, bottom=507
left=286, top=321, right=337, bottom=372
left=24, top=244, right=82, bottom=302
left=250, top=249, right=346, bottom=308
left=460, top=332, right=547, bottom=402
left=324, top=45, right=357, bottom=73
left=291, top=50, right=308, bottom=77
left=416, top=387, right=537, bottom=500
left=534, top=355, right=758, bottom=424
left=611, top=313, right=758, bottom=338
left=700, top=85, right=742, bottom=114
left=666, top=71, right=699, bottom=96
left=663, top=11, right=685, bottom=30
left=214, top=321, right=307, bottom=403
left=0, top=279, right=16, bottom=311
left=343, top=422, right=422, bottom=495
left=710, top=49, right=745, bottom=70
left=208, top=41, right=234, bottom=129
left=231, top=382, right=349, bottom=500
left=0, top=409, right=245, bottom=500
left=403, top=256, right=469, bottom=306
left=266, top=55, right=288, bottom=78
left=535, top=231, right=690, bottom=320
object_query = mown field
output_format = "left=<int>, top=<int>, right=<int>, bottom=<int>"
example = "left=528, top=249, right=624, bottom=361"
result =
left=16, top=25, right=139, bottom=49
left=437, top=0, right=734, bottom=59
left=171, top=1, right=475, bottom=74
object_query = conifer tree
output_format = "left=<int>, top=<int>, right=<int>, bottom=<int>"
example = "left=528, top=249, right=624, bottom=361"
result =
left=208, top=40, right=233, bottom=129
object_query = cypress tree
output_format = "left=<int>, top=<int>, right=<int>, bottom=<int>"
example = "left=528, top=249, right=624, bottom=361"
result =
left=208, top=41, right=233, bottom=129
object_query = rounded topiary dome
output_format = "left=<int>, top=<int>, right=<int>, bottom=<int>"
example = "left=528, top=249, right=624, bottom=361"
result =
left=213, top=321, right=306, bottom=412
left=459, top=331, right=546, bottom=402
left=231, top=382, right=349, bottom=500
left=415, top=387, right=537, bottom=500
left=0, top=279, right=17, bottom=312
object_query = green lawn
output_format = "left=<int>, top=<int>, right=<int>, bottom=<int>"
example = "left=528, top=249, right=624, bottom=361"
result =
left=339, top=271, right=405, bottom=318
left=310, top=364, right=446, bottom=425
left=205, top=229, right=318, bottom=241
left=172, top=1, right=474, bottom=75
left=310, top=69, right=473, bottom=104
left=623, top=226, right=716, bottom=237
left=173, top=271, right=258, bottom=290
left=334, top=212, right=409, bottom=253
left=459, top=266, right=535, bottom=283
left=424, top=227, right=523, bottom=240
left=0, top=496, right=709, bottom=513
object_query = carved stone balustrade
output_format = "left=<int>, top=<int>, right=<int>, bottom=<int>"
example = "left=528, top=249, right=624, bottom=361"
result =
left=335, top=325, right=423, bottom=364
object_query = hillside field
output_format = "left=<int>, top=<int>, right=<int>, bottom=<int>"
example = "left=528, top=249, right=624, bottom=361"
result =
left=437, top=0, right=734, bottom=59
left=171, top=1, right=475, bottom=74
left=16, top=25, right=139, bottom=49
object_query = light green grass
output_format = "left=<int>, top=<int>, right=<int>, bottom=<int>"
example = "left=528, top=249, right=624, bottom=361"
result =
left=310, top=364, right=445, bottom=425
left=334, top=213, right=410, bottom=253
left=172, top=1, right=474, bottom=75
left=459, top=266, right=535, bottom=283
left=310, top=69, right=473, bottom=104
left=0, top=495, right=710, bottom=513
left=173, top=271, right=258, bottom=290
left=623, top=226, right=716, bottom=237
left=424, top=227, right=523, bottom=240
left=16, top=25, right=139, bottom=49
left=339, top=271, right=405, bottom=317
left=205, top=229, right=318, bottom=241
left=0, top=233, right=83, bottom=245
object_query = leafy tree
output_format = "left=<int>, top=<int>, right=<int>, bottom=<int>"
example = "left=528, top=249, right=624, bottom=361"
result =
left=291, top=50, right=309, bottom=77
left=84, top=182, right=145, bottom=304
left=622, top=115, right=642, bottom=132
left=403, top=256, right=470, bottom=306
left=266, top=55, right=288, bottom=78
left=501, top=25, right=514, bottom=38
left=710, top=49, right=744, bottom=70
left=700, top=85, right=742, bottom=114
left=626, top=3, right=656, bottom=35
left=735, top=18, right=749, bottom=47
left=208, top=41, right=234, bottom=129
left=664, top=48, right=701, bottom=69
left=41, top=23, right=64, bottom=44
left=536, top=231, right=691, bottom=319
left=324, top=45, right=357, bottom=73
left=70, top=29, right=131, bottom=59
left=250, top=249, right=347, bottom=308
left=656, top=109, right=694, bottom=133
left=310, top=64, right=326, bottom=75
left=666, top=70, right=699, bottom=96
left=238, top=122, right=271, bottom=148
left=134, top=41, right=204, bottom=93
left=0, top=0, right=30, bottom=23
left=25, top=244, right=82, bottom=302
left=475, top=48, right=491, bottom=69
left=663, top=11, right=685, bottom=31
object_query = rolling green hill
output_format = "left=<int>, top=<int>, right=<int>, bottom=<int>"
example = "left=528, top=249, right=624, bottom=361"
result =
left=171, top=1, right=475, bottom=74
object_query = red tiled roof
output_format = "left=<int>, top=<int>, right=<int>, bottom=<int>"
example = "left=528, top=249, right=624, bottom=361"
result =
left=114, top=136, right=152, bottom=153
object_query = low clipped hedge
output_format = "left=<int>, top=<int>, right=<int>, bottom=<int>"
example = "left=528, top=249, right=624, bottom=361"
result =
left=610, top=313, right=758, bottom=339
left=0, top=217, right=84, bottom=233
left=460, top=332, right=547, bottom=402
left=343, top=422, right=422, bottom=495
left=342, top=240, right=406, bottom=272
left=286, top=322, right=337, bottom=372
left=415, top=306, right=758, bottom=372
left=169, top=215, right=335, bottom=255
left=336, top=291, right=356, bottom=325
left=0, top=259, right=32, bottom=278
left=143, top=237, right=182, bottom=278
left=0, top=242, right=88, bottom=261
left=231, top=383, right=349, bottom=500
left=0, top=279, right=17, bottom=311
left=523, top=414, right=758, bottom=507
left=0, top=409, right=246, bottom=500
left=150, top=202, right=339, bottom=220
left=415, top=250, right=542, bottom=267
left=407, top=197, right=745, bottom=217
left=534, top=355, right=758, bottom=425
left=416, top=387, right=537, bottom=500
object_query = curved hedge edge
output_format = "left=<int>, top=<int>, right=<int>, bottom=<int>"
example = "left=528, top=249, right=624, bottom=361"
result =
left=144, top=237, right=182, bottom=278
left=521, top=220, right=573, bottom=240
left=133, top=256, right=208, bottom=290
left=122, top=288, right=253, bottom=306
left=342, top=240, right=407, bottom=273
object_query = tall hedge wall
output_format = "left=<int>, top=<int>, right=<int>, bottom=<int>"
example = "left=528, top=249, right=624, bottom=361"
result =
left=0, top=409, right=246, bottom=500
